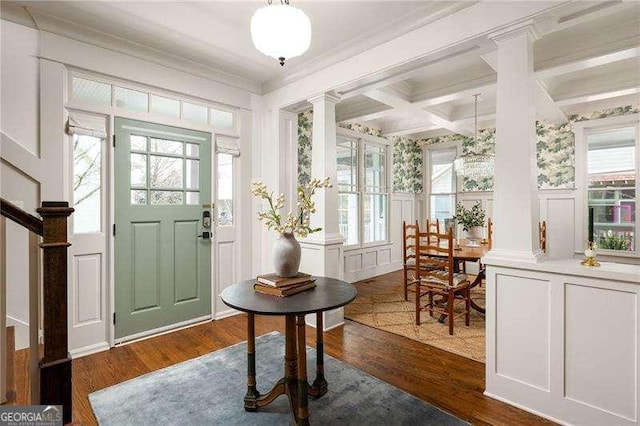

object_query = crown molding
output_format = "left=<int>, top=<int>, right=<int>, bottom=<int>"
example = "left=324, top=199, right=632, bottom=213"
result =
left=22, top=6, right=263, bottom=95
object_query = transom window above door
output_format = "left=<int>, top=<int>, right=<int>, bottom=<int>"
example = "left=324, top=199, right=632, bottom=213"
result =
left=129, top=134, right=201, bottom=205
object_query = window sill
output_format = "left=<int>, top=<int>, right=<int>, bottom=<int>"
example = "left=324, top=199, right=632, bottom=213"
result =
left=344, top=241, right=393, bottom=252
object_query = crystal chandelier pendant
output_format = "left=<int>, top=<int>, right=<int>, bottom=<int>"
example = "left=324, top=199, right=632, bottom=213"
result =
left=455, top=93, right=494, bottom=178
left=250, top=1, right=312, bottom=66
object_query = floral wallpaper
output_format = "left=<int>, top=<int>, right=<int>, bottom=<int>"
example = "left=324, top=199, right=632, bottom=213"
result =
left=297, top=109, right=313, bottom=187
left=391, top=136, right=423, bottom=193
left=298, top=105, right=638, bottom=194
left=422, top=106, right=639, bottom=191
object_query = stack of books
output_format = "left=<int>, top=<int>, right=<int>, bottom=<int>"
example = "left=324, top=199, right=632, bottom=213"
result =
left=254, top=272, right=316, bottom=297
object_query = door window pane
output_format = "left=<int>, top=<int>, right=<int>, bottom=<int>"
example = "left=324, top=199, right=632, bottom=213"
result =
left=211, top=108, right=234, bottom=129
left=131, top=190, right=147, bottom=205
left=130, top=135, right=147, bottom=151
left=73, top=134, right=102, bottom=233
left=338, top=193, right=358, bottom=245
left=183, top=102, right=208, bottom=124
left=186, top=160, right=200, bottom=189
left=149, top=156, right=183, bottom=188
left=130, top=154, right=147, bottom=187
left=587, top=126, right=636, bottom=251
left=114, top=86, right=148, bottom=112
left=186, top=143, right=200, bottom=157
left=72, top=77, right=111, bottom=106
left=363, top=194, right=386, bottom=243
left=150, top=138, right=183, bottom=155
left=217, top=154, right=233, bottom=226
left=150, top=191, right=183, bottom=205
left=151, top=95, right=180, bottom=118
left=186, top=192, right=200, bottom=205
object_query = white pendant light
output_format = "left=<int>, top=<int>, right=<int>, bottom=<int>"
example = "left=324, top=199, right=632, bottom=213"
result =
left=454, top=93, right=494, bottom=179
left=251, top=0, right=311, bottom=66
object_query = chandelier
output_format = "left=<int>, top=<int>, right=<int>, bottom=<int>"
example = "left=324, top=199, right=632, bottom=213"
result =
left=250, top=0, right=311, bottom=66
left=454, top=94, right=494, bottom=179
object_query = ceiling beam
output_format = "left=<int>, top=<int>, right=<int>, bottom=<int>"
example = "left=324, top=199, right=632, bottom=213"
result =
left=536, top=46, right=640, bottom=80
left=481, top=51, right=567, bottom=123
left=364, top=87, right=474, bottom=136
left=555, top=87, right=640, bottom=107
left=383, top=123, right=441, bottom=137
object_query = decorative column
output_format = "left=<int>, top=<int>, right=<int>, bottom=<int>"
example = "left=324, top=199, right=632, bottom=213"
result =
left=483, top=23, right=544, bottom=264
left=300, top=93, right=345, bottom=330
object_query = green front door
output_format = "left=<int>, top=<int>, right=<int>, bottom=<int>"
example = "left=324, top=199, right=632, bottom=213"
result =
left=114, top=118, right=211, bottom=339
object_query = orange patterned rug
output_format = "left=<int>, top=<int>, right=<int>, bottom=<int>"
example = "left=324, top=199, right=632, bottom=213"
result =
left=345, top=270, right=486, bottom=363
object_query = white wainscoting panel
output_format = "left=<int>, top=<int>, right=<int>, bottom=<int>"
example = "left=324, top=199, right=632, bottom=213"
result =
left=74, top=254, right=102, bottom=325
left=486, top=261, right=640, bottom=426
left=565, top=281, right=637, bottom=422
left=344, top=252, right=362, bottom=274
left=379, top=248, right=391, bottom=265
left=495, top=273, right=550, bottom=391
left=362, top=251, right=377, bottom=269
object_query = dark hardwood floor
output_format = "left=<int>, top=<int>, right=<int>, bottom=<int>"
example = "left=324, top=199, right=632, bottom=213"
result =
left=13, top=271, right=553, bottom=425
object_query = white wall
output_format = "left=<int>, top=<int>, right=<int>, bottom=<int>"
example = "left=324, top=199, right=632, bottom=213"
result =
left=0, top=21, right=42, bottom=350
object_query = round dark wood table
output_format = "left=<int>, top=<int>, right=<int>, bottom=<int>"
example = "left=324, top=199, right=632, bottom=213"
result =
left=220, top=277, right=356, bottom=426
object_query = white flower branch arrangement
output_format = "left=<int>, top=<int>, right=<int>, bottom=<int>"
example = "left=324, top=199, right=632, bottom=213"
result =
left=251, top=177, right=332, bottom=238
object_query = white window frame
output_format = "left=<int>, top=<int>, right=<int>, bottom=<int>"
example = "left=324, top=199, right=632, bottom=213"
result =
left=574, top=113, right=640, bottom=258
left=425, top=140, right=461, bottom=221
left=336, top=128, right=391, bottom=249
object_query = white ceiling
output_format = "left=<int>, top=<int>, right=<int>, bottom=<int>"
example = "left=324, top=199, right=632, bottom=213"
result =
left=3, top=0, right=639, bottom=140
left=8, top=0, right=465, bottom=92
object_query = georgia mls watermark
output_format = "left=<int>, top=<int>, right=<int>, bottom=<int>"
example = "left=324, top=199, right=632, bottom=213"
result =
left=0, top=405, right=62, bottom=426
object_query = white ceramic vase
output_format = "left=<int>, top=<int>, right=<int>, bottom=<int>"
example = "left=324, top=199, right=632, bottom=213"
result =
left=273, top=232, right=301, bottom=277
left=465, top=226, right=483, bottom=242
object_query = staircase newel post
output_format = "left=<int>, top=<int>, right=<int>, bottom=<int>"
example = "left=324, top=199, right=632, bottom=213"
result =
left=36, top=201, right=74, bottom=424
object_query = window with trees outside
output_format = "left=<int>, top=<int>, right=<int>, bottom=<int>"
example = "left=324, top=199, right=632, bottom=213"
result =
left=429, top=148, right=457, bottom=222
left=586, top=124, right=638, bottom=253
left=337, top=136, right=388, bottom=246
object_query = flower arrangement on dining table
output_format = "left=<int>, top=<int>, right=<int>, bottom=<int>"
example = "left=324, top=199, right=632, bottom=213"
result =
left=250, top=177, right=332, bottom=238
left=454, top=201, right=486, bottom=232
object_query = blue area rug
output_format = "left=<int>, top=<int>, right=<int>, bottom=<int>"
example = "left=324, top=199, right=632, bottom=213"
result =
left=89, top=331, right=468, bottom=425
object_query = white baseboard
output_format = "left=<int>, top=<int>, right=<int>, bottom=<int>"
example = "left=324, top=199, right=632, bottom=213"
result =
left=214, top=308, right=239, bottom=320
left=483, top=391, right=568, bottom=425
left=344, top=261, right=402, bottom=283
left=69, top=342, right=110, bottom=359
left=6, top=315, right=30, bottom=350
left=115, top=315, right=212, bottom=346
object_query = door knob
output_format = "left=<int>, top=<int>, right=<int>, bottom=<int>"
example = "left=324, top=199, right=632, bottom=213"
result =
left=198, top=231, right=211, bottom=240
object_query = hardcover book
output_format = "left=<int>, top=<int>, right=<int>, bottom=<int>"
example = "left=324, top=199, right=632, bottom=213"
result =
left=253, top=281, right=317, bottom=297
left=256, top=272, right=313, bottom=287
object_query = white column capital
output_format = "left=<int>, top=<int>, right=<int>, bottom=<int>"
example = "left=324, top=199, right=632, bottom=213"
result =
left=308, top=92, right=341, bottom=106
left=488, top=20, right=541, bottom=44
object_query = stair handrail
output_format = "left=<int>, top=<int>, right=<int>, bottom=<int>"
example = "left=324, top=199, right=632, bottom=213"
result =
left=0, top=198, right=43, bottom=236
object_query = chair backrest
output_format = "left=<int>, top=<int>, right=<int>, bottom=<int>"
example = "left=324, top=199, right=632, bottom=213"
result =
left=403, top=220, right=419, bottom=264
left=425, top=219, right=440, bottom=244
left=413, top=227, right=454, bottom=284
left=539, top=220, right=547, bottom=252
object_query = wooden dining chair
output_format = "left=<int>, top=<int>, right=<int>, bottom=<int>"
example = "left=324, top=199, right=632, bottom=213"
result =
left=402, top=221, right=419, bottom=301
left=539, top=220, right=547, bottom=253
left=412, top=227, right=471, bottom=335
left=425, top=219, right=440, bottom=244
